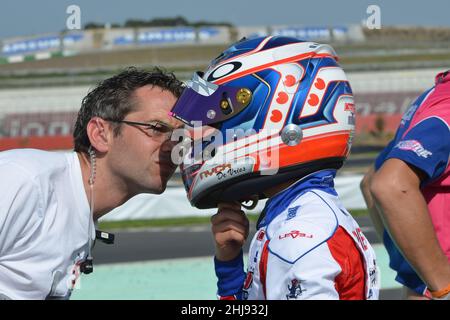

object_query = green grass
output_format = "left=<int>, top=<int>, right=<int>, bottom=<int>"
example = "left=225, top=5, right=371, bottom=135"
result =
left=98, top=214, right=260, bottom=230
left=348, top=209, right=369, bottom=217
left=98, top=216, right=213, bottom=230
left=98, top=209, right=368, bottom=230
left=23, top=55, right=35, bottom=62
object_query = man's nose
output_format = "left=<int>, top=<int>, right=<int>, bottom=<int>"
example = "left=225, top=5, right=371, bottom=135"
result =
left=160, top=138, right=178, bottom=153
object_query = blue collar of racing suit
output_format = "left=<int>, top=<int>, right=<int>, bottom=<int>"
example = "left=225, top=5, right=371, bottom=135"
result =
left=257, top=169, right=338, bottom=229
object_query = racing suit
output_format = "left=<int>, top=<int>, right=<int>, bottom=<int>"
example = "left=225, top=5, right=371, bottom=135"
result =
left=215, top=170, right=380, bottom=300
left=374, top=70, right=450, bottom=296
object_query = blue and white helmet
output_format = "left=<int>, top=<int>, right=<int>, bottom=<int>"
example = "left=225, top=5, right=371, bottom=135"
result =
left=171, top=36, right=355, bottom=209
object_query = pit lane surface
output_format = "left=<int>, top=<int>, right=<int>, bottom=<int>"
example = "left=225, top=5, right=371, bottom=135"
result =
left=78, top=217, right=403, bottom=300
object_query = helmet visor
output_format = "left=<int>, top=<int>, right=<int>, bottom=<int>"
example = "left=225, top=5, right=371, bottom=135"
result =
left=170, top=72, right=251, bottom=127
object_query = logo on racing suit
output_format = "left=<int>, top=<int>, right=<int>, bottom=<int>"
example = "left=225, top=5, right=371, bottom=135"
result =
left=367, top=260, right=379, bottom=299
left=369, top=267, right=377, bottom=287
left=395, top=140, right=432, bottom=158
left=344, top=102, right=355, bottom=113
left=352, top=228, right=368, bottom=251
left=242, top=271, right=254, bottom=300
left=400, top=104, right=418, bottom=126
left=257, top=230, right=265, bottom=241
left=279, top=230, right=313, bottom=240
left=286, top=206, right=299, bottom=220
left=286, top=279, right=306, bottom=299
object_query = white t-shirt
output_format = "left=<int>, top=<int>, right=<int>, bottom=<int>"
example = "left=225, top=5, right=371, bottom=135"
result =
left=0, top=149, right=94, bottom=300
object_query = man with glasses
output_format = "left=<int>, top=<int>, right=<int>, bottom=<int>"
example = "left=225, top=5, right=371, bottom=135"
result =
left=0, top=67, right=184, bottom=299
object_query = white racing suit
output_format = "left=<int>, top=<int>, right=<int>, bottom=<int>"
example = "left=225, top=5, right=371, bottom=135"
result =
left=214, top=170, right=379, bottom=300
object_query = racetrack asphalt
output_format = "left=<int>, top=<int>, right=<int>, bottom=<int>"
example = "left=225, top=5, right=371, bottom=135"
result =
left=90, top=216, right=403, bottom=300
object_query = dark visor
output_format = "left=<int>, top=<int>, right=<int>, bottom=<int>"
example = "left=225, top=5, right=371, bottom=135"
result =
left=169, top=72, right=252, bottom=127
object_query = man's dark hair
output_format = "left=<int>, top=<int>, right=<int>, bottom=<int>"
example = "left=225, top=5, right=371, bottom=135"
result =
left=73, top=67, right=184, bottom=154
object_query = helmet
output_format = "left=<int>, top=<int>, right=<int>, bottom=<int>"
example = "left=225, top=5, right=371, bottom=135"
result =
left=170, top=36, right=355, bottom=209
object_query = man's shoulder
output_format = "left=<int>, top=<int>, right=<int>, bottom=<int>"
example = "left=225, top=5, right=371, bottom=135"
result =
left=415, top=82, right=450, bottom=125
left=0, top=149, right=72, bottom=179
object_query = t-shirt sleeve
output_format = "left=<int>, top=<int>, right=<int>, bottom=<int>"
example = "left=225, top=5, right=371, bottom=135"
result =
left=384, top=116, right=450, bottom=184
left=0, top=162, right=42, bottom=256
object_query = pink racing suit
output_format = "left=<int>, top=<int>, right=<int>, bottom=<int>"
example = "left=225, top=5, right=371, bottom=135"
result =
left=374, top=70, right=450, bottom=295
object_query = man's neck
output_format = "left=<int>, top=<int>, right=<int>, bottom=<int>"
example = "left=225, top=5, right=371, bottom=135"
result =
left=77, top=152, right=131, bottom=220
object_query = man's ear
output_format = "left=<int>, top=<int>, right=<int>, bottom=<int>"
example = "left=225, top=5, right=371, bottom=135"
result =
left=86, top=117, right=112, bottom=153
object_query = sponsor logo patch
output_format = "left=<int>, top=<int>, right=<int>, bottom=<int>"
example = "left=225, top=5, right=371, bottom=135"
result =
left=279, top=230, right=313, bottom=240
left=199, top=164, right=232, bottom=179
left=286, top=206, right=299, bottom=220
left=242, top=271, right=254, bottom=299
left=352, top=228, right=368, bottom=251
left=395, top=140, right=432, bottom=158
left=286, top=279, right=306, bottom=300
left=400, top=104, right=418, bottom=125
left=344, top=102, right=356, bottom=113
left=257, top=230, right=265, bottom=241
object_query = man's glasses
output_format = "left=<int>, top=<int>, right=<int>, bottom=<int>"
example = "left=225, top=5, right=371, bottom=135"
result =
left=110, top=120, right=174, bottom=140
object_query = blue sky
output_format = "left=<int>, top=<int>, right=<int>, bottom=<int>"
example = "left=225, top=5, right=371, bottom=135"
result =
left=1, top=0, right=449, bottom=39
